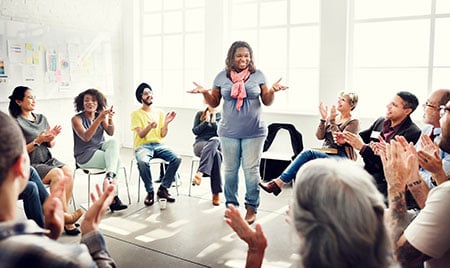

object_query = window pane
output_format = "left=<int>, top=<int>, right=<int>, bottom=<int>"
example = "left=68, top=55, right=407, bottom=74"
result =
left=353, top=20, right=429, bottom=67
left=142, top=37, right=161, bottom=69
left=290, top=0, right=319, bottom=24
left=230, top=30, right=258, bottom=47
left=162, top=70, right=183, bottom=105
left=436, top=0, right=450, bottom=13
left=288, top=69, right=318, bottom=113
left=164, top=11, right=183, bottom=33
left=289, top=26, right=319, bottom=68
left=143, top=14, right=161, bottom=35
left=260, top=1, right=287, bottom=27
left=353, top=68, right=428, bottom=118
left=433, top=68, right=450, bottom=90
left=185, top=8, right=204, bottom=32
left=354, top=0, right=431, bottom=19
left=164, top=0, right=183, bottom=10
left=163, top=35, right=183, bottom=69
left=259, top=28, right=287, bottom=69
left=185, top=0, right=205, bottom=8
left=184, top=34, right=204, bottom=69
left=231, top=2, right=257, bottom=28
left=143, top=0, right=162, bottom=12
left=433, top=18, right=450, bottom=66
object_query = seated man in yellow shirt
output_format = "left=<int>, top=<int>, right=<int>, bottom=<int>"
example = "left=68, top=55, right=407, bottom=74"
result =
left=130, top=82, right=182, bottom=206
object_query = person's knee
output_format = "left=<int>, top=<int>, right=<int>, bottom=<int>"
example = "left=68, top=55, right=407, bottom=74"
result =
left=136, top=159, right=149, bottom=170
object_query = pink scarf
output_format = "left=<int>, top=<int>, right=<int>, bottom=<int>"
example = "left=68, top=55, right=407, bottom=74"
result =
left=230, top=68, right=250, bottom=111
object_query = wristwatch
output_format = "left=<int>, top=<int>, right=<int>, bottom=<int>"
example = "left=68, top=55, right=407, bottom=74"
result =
left=33, top=139, right=40, bottom=147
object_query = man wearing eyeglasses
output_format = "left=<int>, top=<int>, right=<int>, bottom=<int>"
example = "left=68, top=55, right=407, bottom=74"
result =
left=130, top=82, right=182, bottom=206
left=343, top=91, right=421, bottom=204
left=418, top=89, right=450, bottom=187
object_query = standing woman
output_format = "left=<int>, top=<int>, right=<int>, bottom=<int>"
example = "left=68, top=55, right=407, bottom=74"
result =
left=189, top=41, right=288, bottom=224
left=8, top=86, right=83, bottom=235
left=192, top=102, right=223, bottom=206
left=72, top=88, right=128, bottom=212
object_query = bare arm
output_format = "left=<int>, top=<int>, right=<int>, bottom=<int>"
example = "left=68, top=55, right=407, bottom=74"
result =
left=380, top=140, right=431, bottom=265
left=225, top=205, right=267, bottom=268
left=188, top=82, right=222, bottom=107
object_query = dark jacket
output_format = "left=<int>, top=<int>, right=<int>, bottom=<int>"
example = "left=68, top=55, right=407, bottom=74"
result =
left=359, top=116, right=421, bottom=192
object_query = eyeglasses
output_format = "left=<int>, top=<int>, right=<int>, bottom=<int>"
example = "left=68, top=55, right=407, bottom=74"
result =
left=141, top=91, right=153, bottom=97
left=423, top=101, right=439, bottom=109
left=439, top=105, right=450, bottom=117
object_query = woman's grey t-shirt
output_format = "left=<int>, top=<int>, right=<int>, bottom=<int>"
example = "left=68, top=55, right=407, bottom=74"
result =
left=73, top=113, right=105, bottom=164
left=213, top=69, right=268, bottom=139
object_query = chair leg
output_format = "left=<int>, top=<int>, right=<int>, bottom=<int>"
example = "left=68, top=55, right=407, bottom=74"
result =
left=189, top=160, right=195, bottom=196
left=138, top=174, right=141, bottom=203
left=175, top=172, right=179, bottom=196
left=87, top=174, right=91, bottom=208
left=120, top=166, right=131, bottom=205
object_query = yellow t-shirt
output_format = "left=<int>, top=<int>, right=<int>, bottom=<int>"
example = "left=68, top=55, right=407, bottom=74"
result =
left=130, top=108, right=165, bottom=149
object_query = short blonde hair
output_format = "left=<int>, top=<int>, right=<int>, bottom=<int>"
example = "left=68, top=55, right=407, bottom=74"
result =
left=339, top=91, right=358, bottom=110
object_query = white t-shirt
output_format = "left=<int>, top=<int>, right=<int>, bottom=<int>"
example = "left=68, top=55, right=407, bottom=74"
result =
left=404, top=181, right=450, bottom=268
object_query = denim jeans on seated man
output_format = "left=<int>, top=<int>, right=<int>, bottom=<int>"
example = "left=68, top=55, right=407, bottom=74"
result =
left=135, top=142, right=181, bottom=194
left=18, top=166, right=48, bottom=228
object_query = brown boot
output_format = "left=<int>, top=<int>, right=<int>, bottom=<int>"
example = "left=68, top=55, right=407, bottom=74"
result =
left=258, top=180, right=282, bottom=196
left=64, top=208, right=84, bottom=224
left=245, top=205, right=256, bottom=225
left=212, top=194, right=220, bottom=206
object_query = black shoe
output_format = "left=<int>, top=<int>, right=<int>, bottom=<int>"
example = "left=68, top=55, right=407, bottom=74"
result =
left=157, top=186, right=175, bottom=203
left=64, top=226, right=81, bottom=236
left=109, top=196, right=128, bottom=212
left=144, top=191, right=155, bottom=206
left=154, top=177, right=162, bottom=183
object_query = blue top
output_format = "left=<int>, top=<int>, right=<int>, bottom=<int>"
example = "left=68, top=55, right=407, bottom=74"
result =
left=418, top=124, right=450, bottom=188
left=213, top=69, right=268, bottom=139
left=73, top=112, right=105, bottom=164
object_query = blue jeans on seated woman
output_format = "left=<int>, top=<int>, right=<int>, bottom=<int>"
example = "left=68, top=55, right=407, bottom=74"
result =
left=279, top=149, right=347, bottom=184
left=19, top=166, right=48, bottom=227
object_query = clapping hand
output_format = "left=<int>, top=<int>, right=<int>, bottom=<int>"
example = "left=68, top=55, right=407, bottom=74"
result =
left=80, top=181, right=115, bottom=235
left=417, top=134, right=443, bottom=174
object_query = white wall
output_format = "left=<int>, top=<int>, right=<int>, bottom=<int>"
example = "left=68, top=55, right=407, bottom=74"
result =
left=0, top=0, right=123, bottom=164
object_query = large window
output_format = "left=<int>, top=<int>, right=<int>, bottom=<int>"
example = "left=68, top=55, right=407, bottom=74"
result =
left=349, top=0, right=450, bottom=118
left=228, top=0, right=320, bottom=113
left=140, top=0, right=205, bottom=107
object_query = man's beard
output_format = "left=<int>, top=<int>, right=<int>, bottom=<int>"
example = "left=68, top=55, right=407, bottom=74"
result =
left=143, top=98, right=153, bottom=106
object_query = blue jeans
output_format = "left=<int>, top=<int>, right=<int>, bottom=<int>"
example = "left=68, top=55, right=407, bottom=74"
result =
left=135, top=143, right=182, bottom=192
left=280, top=149, right=346, bottom=183
left=220, top=136, right=265, bottom=213
left=19, top=166, right=48, bottom=227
